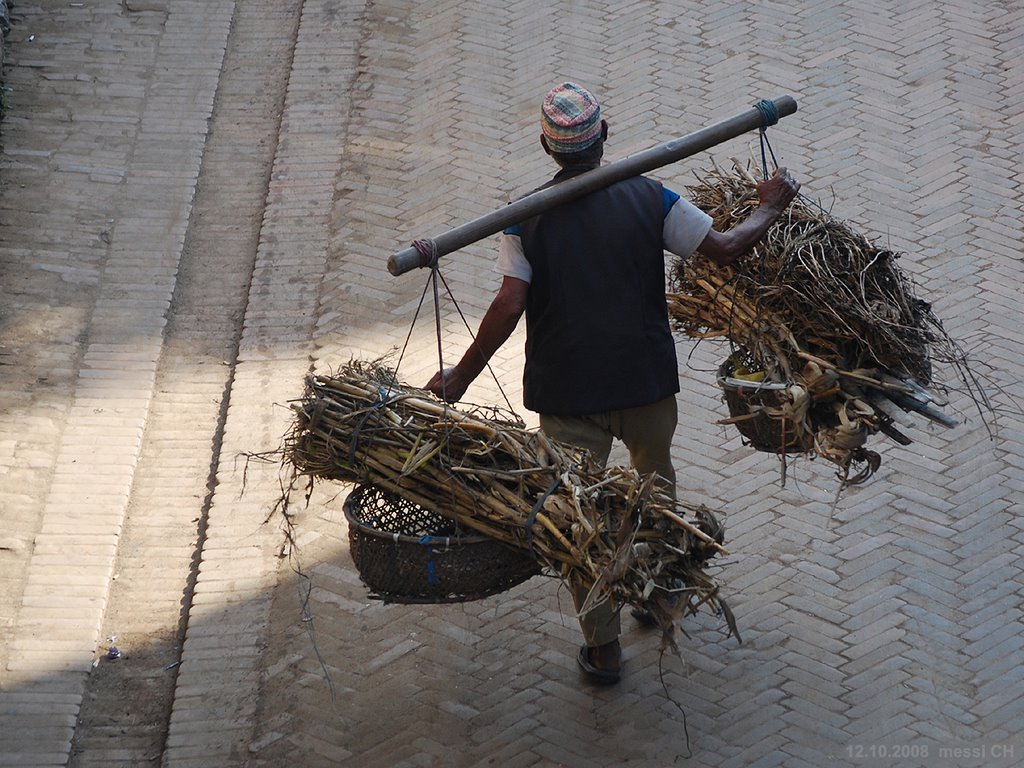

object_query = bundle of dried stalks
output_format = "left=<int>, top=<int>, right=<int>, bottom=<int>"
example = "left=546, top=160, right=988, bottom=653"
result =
left=280, top=360, right=735, bottom=639
left=667, top=162, right=979, bottom=484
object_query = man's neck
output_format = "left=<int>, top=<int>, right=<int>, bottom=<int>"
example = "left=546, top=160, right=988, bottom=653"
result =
left=555, top=162, right=600, bottom=177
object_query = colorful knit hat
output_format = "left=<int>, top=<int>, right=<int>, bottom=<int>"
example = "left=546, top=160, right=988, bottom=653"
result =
left=541, top=82, right=602, bottom=154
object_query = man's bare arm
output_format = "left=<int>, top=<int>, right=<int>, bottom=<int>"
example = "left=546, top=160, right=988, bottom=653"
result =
left=697, top=167, right=800, bottom=266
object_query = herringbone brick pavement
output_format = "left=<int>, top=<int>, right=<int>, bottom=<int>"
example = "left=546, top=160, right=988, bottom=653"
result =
left=232, top=1, right=1024, bottom=766
left=1, top=2, right=238, bottom=764
left=0, top=0, right=1022, bottom=766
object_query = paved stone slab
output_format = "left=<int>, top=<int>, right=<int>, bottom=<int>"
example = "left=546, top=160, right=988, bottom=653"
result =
left=2, top=0, right=1023, bottom=767
left=0, top=1, right=234, bottom=764
left=229, top=2, right=1023, bottom=767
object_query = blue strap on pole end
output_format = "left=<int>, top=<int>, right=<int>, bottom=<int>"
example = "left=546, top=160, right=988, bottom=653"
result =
left=752, top=99, right=779, bottom=131
left=753, top=99, right=781, bottom=179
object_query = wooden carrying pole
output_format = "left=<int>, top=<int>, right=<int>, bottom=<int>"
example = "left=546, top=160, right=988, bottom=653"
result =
left=388, top=95, right=797, bottom=277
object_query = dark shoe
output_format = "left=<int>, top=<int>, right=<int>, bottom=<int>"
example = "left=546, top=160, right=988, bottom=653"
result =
left=576, top=641, right=621, bottom=685
left=630, top=607, right=659, bottom=628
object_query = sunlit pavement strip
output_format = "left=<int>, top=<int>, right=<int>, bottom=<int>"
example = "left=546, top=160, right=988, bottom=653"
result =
left=0, top=1, right=234, bottom=763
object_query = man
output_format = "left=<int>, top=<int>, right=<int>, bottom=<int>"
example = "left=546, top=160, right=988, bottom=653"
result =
left=426, top=82, right=799, bottom=684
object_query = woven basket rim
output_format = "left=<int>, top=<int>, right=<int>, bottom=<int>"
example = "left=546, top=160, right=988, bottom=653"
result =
left=716, top=360, right=791, bottom=393
left=343, top=487, right=495, bottom=547
left=715, top=359, right=805, bottom=453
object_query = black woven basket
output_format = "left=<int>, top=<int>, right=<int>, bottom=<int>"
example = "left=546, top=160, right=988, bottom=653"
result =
left=343, top=484, right=541, bottom=604
left=717, top=360, right=804, bottom=453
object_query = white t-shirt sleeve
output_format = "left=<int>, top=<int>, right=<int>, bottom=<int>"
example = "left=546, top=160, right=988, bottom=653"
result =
left=497, top=231, right=532, bottom=283
left=663, top=197, right=713, bottom=258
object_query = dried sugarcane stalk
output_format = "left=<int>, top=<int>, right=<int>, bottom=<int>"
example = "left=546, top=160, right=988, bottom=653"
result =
left=667, top=162, right=983, bottom=484
left=278, top=360, right=733, bottom=639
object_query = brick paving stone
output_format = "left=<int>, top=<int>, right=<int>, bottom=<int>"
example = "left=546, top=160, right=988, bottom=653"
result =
left=0, top=1, right=235, bottom=764
left=2, top=0, right=1024, bottom=766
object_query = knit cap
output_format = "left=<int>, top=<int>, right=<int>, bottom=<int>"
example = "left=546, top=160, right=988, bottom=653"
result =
left=541, top=82, right=602, bottom=154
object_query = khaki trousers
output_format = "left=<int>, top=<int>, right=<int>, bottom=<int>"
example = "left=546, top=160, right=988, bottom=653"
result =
left=540, top=395, right=678, bottom=646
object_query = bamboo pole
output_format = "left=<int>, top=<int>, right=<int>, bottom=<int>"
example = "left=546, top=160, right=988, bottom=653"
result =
left=387, top=95, right=798, bottom=276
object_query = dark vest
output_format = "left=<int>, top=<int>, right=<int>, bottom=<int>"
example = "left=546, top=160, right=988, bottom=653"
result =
left=518, top=169, right=679, bottom=415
